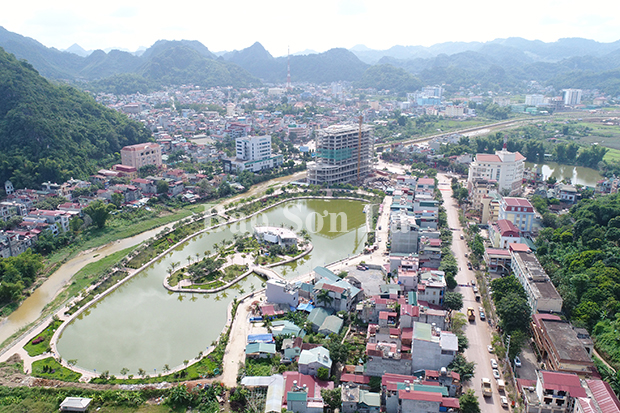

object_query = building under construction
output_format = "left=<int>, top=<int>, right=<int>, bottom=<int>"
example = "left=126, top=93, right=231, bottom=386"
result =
left=307, top=123, right=373, bottom=185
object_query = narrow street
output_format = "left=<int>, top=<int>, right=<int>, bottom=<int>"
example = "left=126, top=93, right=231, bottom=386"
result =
left=437, top=173, right=506, bottom=412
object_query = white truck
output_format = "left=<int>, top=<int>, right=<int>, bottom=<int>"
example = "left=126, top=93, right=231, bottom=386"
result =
left=497, top=379, right=505, bottom=392
left=482, top=377, right=493, bottom=397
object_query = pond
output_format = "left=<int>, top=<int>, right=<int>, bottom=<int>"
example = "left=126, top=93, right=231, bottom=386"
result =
left=56, top=198, right=368, bottom=375
left=525, top=161, right=602, bottom=187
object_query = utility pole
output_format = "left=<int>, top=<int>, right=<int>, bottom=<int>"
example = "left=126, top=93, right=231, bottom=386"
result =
left=505, top=334, right=511, bottom=362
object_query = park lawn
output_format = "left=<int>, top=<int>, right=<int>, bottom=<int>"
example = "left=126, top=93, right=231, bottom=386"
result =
left=167, top=271, right=187, bottom=287
left=23, top=319, right=63, bottom=357
left=31, top=357, right=81, bottom=382
left=183, top=280, right=225, bottom=290
left=222, top=264, right=249, bottom=281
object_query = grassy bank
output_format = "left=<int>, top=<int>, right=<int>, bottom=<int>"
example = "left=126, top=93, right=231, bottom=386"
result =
left=23, top=319, right=63, bottom=357
left=31, top=357, right=82, bottom=382
left=47, top=247, right=136, bottom=319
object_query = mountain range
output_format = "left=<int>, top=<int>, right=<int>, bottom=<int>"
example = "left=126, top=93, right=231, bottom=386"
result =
left=1, top=25, right=620, bottom=95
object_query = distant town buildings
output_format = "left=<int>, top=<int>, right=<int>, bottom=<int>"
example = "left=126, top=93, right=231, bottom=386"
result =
left=525, top=94, right=545, bottom=106
left=563, top=89, right=583, bottom=106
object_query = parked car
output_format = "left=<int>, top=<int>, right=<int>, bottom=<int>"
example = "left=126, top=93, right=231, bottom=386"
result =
left=488, top=345, right=494, bottom=353
left=467, top=262, right=473, bottom=270
left=490, top=359, right=498, bottom=369
left=480, top=312, right=486, bottom=320
left=514, top=356, right=522, bottom=367
left=500, top=395, right=509, bottom=408
left=460, top=234, right=464, bottom=239
left=464, top=253, right=468, bottom=258
left=493, top=369, right=500, bottom=379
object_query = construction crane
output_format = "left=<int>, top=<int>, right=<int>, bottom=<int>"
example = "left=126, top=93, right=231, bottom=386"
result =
left=357, top=115, right=363, bottom=183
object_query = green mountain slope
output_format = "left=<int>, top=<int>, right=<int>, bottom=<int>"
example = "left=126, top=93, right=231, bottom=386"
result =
left=356, top=64, right=422, bottom=92
left=0, top=28, right=260, bottom=92
left=138, top=45, right=258, bottom=88
left=223, top=44, right=369, bottom=83
left=0, top=47, right=152, bottom=189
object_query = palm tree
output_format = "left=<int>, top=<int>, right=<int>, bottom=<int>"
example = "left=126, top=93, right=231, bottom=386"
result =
left=163, top=364, right=170, bottom=373
left=137, top=368, right=146, bottom=377
left=187, top=255, right=192, bottom=266
left=195, top=253, right=200, bottom=262
left=316, top=289, right=334, bottom=308
left=120, top=367, right=129, bottom=375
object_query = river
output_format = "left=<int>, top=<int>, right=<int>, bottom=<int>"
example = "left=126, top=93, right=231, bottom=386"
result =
left=56, top=198, right=368, bottom=375
left=524, top=161, right=602, bottom=187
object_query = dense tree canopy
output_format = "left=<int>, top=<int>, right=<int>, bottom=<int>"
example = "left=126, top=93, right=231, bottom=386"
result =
left=0, top=47, right=152, bottom=188
left=535, top=192, right=620, bottom=369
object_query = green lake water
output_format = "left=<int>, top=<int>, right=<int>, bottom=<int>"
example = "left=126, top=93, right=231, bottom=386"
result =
left=56, top=198, right=368, bottom=375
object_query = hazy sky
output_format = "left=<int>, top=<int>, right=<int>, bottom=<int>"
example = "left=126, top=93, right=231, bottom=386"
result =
left=2, top=0, right=619, bottom=57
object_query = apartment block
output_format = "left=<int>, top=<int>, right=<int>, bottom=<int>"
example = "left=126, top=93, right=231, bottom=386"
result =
left=499, top=197, right=535, bottom=233
left=467, top=148, right=525, bottom=198
left=563, top=89, right=582, bottom=106
left=307, top=124, right=373, bottom=185
left=120, top=143, right=162, bottom=168
left=510, top=244, right=563, bottom=314
left=223, top=135, right=283, bottom=173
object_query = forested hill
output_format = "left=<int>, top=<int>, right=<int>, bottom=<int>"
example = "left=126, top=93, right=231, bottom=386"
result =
left=0, top=47, right=152, bottom=189
left=0, top=28, right=260, bottom=93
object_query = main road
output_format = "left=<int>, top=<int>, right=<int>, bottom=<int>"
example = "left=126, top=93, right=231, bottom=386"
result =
left=437, top=173, right=508, bottom=412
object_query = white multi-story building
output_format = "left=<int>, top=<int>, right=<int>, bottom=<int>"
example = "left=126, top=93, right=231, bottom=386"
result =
left=307, top=124, right=373, bottom=185
left=525, top=94, right=546, bottom=106
left=563, top=89, right=582, bottom=106
left=236, top=135, right=271, bottom=161
left=224, top=135, right=283, bottom=173
left=265, top=279, right=299, bottom=308
left=467, top=147, right=525, bottom=197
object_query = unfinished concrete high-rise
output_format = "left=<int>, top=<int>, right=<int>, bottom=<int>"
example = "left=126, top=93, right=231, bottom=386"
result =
left=307, top=124, right=373, bottom=185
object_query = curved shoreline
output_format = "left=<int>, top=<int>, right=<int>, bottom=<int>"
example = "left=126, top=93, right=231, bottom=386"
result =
left=48, top=194, right=370, bottom=379
left=162, top=242, right=314, bottom=293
